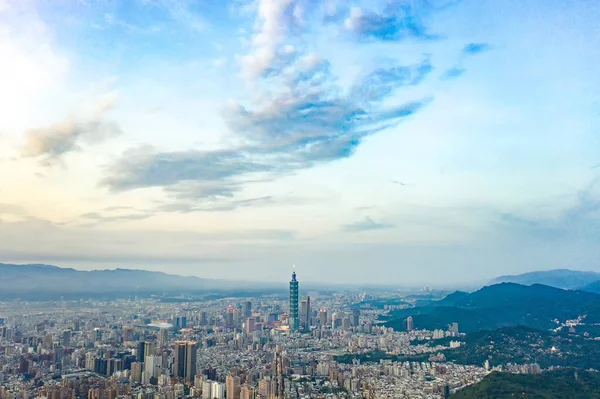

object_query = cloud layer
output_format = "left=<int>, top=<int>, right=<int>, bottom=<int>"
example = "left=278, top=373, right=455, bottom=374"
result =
left=22, top=95, right=121, bottom=164
left=103, top=4, right=437, bottom=211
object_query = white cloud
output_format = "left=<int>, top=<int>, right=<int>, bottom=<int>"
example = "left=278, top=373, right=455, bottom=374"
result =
left=0, top=2, right=69, bottom=137
left=241, top=0, right=295, bottom=79
left=21, top=94, right=122, bottom=164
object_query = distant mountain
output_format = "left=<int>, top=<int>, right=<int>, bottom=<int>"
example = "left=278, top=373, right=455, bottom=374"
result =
left=0, top=263, right=283, bottom=300
left=579, top=280, right=600, bottom=294
left=383, top=282, right=600, bottom=333
left=492, top=269, right=600, bottom=289
left=450, top=369, right=600, bottom=399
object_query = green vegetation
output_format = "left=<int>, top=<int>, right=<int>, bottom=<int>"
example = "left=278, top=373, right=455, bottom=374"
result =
left=445, top=326, right=600, bottom=370
left=337, top=325, right=600, bottom=370
left=450, top=369, right=600, bottom=399
left=383, top=283, right=600, bottom=333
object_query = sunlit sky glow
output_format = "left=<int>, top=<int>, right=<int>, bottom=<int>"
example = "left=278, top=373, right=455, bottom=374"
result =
left=0, top=0, right=599, bottom=287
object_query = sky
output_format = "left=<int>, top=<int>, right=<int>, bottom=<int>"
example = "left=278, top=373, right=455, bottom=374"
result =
left=0, top=0, right=599, bottom=287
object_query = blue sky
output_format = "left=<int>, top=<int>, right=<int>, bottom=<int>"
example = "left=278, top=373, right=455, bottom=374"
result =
left=0, top=0, right=599, bottom=287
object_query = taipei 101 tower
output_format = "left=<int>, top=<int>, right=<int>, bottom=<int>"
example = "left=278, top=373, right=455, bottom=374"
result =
left=289, top=266, right=299, bottom=331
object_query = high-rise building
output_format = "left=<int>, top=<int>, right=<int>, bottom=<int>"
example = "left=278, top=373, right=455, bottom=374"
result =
left=226, top=375, right=241, bottom=399
left=62, top=330, right=71, bottom=347
left=123, top=326, right=134, bottom=342
left=137, top=341, right=146, bottom=361
left=204, top=368, right=217, bottom=381
left=158, top=328, right=169, bottom=346
left=144, top=355, right=162, bottom=378
left=226, top=306, right=234, bottom=328
left=131, top=362, right=143, bottom=383
left=174, top=341, right=198, bottom=384
left=240, top=384, right=255, bottom=399
left=289, top=267, right=299, bottom=331
left=258, top=378, right=276, bottom=399
left=176, top=316, right=187, bottom=329
left=243, top=301, right=252, bottom=319
left=331, top=312, right=342, bottom=329
left=352, top=309, right=360, bottom=327
left=200, top=312, right=208, bottom=325
left=211, top=382, right=225, bottom=399
left=319, top=309, right=328, bottom=328
left=144, top=341, right=156, bottom=357
left=406, top=316, right=414, bottom=332
left=245, top=318, right=256, bottom=336
left=300, top=296, right=310, bottom=331
left=202, top=381, right=213, bottom=399
left=449, top=322, right=459, bottom=336
left=195, top=375, right=205, bottom=389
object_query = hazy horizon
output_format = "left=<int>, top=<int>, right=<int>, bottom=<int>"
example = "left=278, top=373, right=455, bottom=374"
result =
left=1, top=0, right=599, bottom=286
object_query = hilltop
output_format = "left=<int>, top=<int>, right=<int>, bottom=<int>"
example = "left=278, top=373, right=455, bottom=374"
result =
left=383, top=282, right=600, bottom=332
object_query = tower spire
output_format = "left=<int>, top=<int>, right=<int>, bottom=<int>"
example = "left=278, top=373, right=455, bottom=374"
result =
left=289, top=265, right=299, bottom=331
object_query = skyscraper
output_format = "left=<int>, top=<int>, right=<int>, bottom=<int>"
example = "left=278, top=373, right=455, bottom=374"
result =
left=158, top=328, right=169, bottom=346
left=62, top=330, right=71, bottom=347
left=174, top=341, right=198, bottom=384
left=144, top=341, right=156, bottom=357
left=352, top=309, right=360, bottom=327
left=289, top=267, right=299, bottom=331
left=406, top=316, right=414, bottom=332
left=246, top=318, right=256, bottom=336
left=144, top=355, right=162, bottom=378
left=300, top=296, right=310, bottom=331
left=226, top=375, right=241, bottom=399
left=319, top=309, right=328, bottom=328
left=240, top=384, right=255, bottom=399
left=243, top=301, right=252, bottom=319
left=226, top=305, right=234, bottom=328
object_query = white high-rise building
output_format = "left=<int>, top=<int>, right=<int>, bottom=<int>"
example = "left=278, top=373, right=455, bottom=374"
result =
left=144, top=355, right=162, bottom=378
left=212, top=382, right=225, bottom=399
left=202, top=381, right=212, bottom=399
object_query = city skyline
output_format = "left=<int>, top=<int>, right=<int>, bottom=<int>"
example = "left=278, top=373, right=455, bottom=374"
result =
left=1, top=0, right=600, bottom=285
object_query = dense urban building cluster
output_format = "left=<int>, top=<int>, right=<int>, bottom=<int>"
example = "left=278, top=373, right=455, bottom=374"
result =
left=0, top=270, right=490, bottom=399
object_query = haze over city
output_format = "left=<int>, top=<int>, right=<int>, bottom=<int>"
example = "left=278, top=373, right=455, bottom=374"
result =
left=1, top=0, right=600, bottom=285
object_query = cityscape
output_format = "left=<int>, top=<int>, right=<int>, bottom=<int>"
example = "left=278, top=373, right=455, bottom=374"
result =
left=0, top=267, right=492, bottom=399
left=4, top=265, right=600, bottom=399
left=1, top=0, right=600, bottom=397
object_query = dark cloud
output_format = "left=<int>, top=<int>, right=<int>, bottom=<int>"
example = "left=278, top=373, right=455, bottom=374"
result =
left=343, top=216, right=394, bottom=232
left=463, top=42, right=491, bottom=55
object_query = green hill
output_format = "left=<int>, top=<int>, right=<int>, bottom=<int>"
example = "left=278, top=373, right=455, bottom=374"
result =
left=384, top=283, right=600, bottom=332
left=450, top=369, right=600, bottom=399
left=336, top=325, right=600, bottom=370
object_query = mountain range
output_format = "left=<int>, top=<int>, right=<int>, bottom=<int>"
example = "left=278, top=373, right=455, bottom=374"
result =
left=0, top=263, right=282, bottom=300
left=383, top=282, right=600, bottom=332
left=491, top=269, right=600, bottom=290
